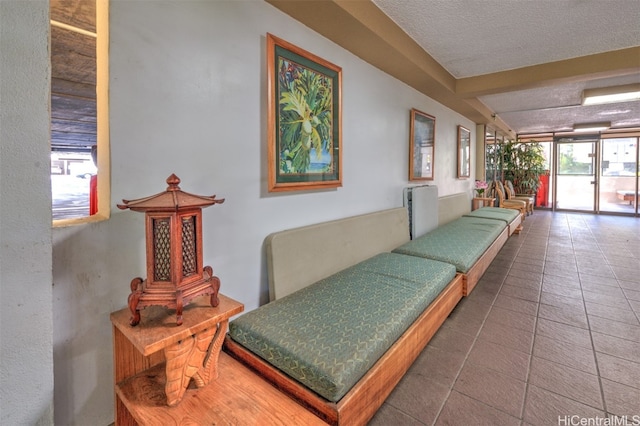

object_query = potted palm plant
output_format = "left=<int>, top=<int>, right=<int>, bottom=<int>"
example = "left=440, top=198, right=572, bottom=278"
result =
left=501, top=140, right=547, bottom=195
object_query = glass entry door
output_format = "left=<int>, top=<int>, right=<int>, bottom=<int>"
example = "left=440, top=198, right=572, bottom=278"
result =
left=599, top=138, right=638, bottom=214
left=555, top=139, right=597, bottom=211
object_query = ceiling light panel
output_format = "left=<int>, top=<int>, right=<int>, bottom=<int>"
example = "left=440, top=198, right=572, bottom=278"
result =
left=573, top=122, right=611, bottom=132
left=582, top=84, right=640, bottom=105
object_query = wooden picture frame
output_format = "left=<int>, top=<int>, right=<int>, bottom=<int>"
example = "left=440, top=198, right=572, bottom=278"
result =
left=267, top=33, right=342, bottom=192
left=457, top=125, right=471, bottom=178
left=409, top=108, right=435, bottom=181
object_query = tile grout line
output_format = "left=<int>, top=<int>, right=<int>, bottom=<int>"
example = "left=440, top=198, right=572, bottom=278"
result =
left=519, top=213, right=550, bottom=423
left=576, top=214, right=610, bottom=418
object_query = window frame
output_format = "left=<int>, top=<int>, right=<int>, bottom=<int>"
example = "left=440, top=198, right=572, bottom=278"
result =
left=53, top=0, right=110, bottom=227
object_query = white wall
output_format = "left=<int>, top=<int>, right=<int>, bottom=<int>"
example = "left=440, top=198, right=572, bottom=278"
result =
left=51, top=1, right=476, bottom=424
left=0, top=1, right=54, bottom=424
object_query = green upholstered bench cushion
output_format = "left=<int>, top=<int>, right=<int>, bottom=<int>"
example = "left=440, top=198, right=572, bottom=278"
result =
left=392, top=216, right=506, bottom=273
left=463, top=207, right=519, bottom=224
left=228, top=252, right=456, bottom=402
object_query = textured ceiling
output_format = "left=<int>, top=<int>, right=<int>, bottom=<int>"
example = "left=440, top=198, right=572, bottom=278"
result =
left=372, top=0, right=640, bottom=78
left=481, top=74, right=640, bottom=134
left=371, top=0, right=640, bottom=135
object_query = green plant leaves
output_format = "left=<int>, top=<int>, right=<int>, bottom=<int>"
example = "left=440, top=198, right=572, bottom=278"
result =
left=278, top=61, right=333, bottom=174
left=496, top=141, right=547, bottom=193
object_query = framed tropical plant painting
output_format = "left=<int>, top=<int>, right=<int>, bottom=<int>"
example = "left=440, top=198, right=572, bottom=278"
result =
left=457, top=125, right=471, bottom=178
left=267, top=33, right=342, bottom=192
left=409, top=108, right=435, bottom=181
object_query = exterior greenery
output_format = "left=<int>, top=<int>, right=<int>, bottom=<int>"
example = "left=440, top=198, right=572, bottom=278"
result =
left=558, top=144, right=592, bottom=174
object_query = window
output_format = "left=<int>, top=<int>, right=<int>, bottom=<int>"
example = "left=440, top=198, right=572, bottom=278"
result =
left=51, top=0, right=109, bottom=225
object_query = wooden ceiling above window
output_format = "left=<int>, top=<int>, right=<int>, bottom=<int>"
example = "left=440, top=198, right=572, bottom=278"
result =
left=51, top=0, right=96, bottom=32
left=50, top=0, right=97, bottom=150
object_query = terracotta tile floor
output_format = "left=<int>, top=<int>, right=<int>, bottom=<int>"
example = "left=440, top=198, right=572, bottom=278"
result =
left=370, top=211, right=640, bottom=426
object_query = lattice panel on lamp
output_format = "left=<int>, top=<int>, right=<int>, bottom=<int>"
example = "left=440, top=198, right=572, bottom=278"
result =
left=153, top=218, right=171, bottom=281
left=182, top=216, right=197, bottom=277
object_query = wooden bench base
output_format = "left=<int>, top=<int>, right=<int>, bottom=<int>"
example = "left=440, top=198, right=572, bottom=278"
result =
left=461, top=226, right=509, bottom=296
left=506, top=212, right=523, bottom=235
left=224, top=273, right=464, bottom=426
left=115, top=352, right=326, bottom=425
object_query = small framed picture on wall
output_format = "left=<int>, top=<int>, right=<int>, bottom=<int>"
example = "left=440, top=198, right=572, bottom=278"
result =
left=409, top=108, right=436, bottom=181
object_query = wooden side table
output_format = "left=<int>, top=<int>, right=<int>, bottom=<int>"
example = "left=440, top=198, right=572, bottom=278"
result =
left=111, top=294, right=243, bottom=424
left=472, top=197, right=495, bottom=210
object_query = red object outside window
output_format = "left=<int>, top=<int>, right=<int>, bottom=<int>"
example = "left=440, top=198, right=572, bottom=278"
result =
left=536, top=173, right=549, bottom=207
left=90, top=174, right=98, bottom=215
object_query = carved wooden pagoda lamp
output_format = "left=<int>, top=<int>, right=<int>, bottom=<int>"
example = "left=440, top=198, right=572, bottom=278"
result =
left=118, top=174, right=224, bottom=326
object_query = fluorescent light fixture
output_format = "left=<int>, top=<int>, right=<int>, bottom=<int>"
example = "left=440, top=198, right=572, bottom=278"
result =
left=582, top=83, right=640, bottom=105
left=573, top=122, right=611, bottom=132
